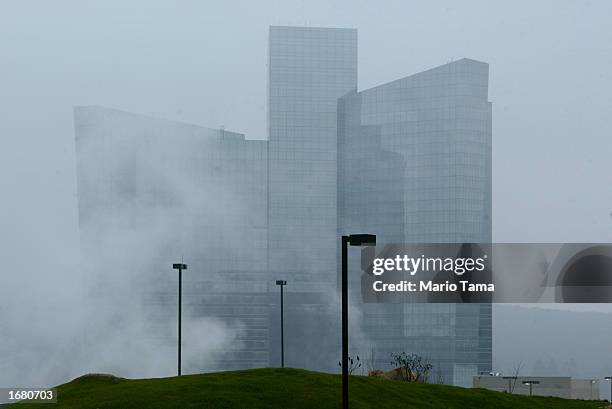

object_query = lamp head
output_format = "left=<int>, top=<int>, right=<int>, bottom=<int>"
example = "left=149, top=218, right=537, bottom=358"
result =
left=173, top=263, right=187, bottom=270
left=275, top=280, right=287, bottom=286
left=348, top=234, right=376, bottom=246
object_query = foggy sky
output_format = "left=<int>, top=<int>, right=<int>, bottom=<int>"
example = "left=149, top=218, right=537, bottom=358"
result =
left=1, top=0, right=612, bottom=389
left=2, top=1, right=612, bottom=253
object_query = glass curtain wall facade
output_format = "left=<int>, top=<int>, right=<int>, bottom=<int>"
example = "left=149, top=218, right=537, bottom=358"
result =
left=267, top=26, right=357, bottom=288
left=74, top=106, right=269, bottom=373
left=338, top=59, right=492, bottom=386
left=267, top=26, right=358, bottom=370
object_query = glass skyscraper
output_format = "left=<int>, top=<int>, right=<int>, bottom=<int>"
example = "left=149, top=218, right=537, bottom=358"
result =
left=74, top=106, right=270, bottom=374
left=266, top=27, right=358, bottom=371
left=338, top=58, right=492, bottom=386
left=267, top=26, right=358, bottom=290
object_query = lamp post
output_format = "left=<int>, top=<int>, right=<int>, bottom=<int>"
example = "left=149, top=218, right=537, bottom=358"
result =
left=522, top=380, right=539, bottom=396
left=590, top=379, right=597, bottom=400
left=341, top=234, right=376, bottom=409
left=172, top=262, right=187, bottom=376
left=502, top=376, right=517, bottom=394
left=275, top=280, right=287, bottom=368
left=605, top=376, right=612, bottom=402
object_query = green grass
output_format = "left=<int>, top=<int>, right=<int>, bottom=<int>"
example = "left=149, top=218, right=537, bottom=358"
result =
left=9, top=368, right=607, bottom=409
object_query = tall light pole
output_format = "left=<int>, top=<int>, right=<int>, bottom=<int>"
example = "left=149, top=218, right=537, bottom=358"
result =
left=275, top=280, right=287, bottom=368
left=522, top=380, right=539, bottom=396
left=172, top=262, right=187, bottom=376
left=341, top=234, right=376, bottom=409
left=605, top=376, right=612, bottom=402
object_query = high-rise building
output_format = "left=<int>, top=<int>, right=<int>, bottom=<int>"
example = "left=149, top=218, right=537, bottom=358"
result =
left=338, top=58, right=492, bottom=386
left=74, top=106, right=269, bottom=373
left=267, top=26, right=358, bottom=289
left=266, top=26, right=358, bottom=370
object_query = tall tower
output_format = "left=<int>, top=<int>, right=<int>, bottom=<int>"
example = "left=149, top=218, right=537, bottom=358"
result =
left=338, top=59, right=492, bottom=386
left=74, top=106, right=269, bottom=374
left=267, top=26, right=357, bottom=291
left=266, top=26, right=358, bottom=370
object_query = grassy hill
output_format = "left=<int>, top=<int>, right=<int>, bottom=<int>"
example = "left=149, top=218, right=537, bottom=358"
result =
left=8, top=368, right=607, bottom=409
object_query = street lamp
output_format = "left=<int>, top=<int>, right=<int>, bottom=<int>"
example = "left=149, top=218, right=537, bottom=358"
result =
left=172, top=262, right=187, bottom=376
left=605, top=376, right=612, bottom=402
left=502, top=376, right=517, bottom=394
left=522, top=380, right=540, bottom=396
left=275, top=280, right=287, bottom=368
left=341, top=234, right=376, bottom=409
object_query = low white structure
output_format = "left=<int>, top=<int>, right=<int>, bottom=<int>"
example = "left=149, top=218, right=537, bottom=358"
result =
left=473, top=375, right=599, bottom=400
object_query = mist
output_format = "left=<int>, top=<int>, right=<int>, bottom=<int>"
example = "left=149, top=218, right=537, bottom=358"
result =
left=2, top=0, right=612, bottom=393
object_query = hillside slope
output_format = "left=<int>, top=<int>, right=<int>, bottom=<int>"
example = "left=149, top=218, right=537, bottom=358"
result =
left=9, top=368, right=605, bottom=409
